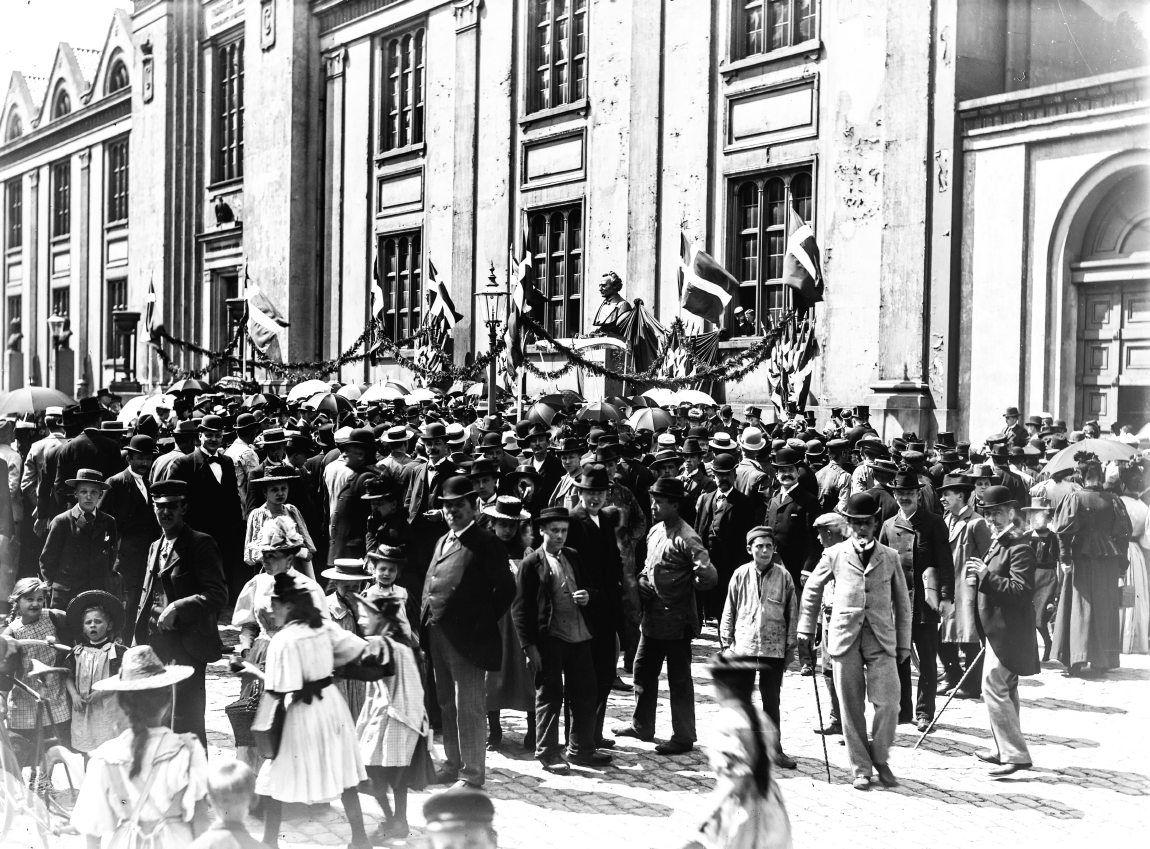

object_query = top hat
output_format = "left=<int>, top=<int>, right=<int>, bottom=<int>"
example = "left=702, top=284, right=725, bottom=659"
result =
left=839, top=492, right=880, bottom=520
left=92, top=645, right=193, bottom=692
left=649, top=477, right=690, bottom=501
left=536, top=506, right=571, bottom=525
left=978, top=485, right=1017, bottom=509
left=934, top=431, right=956, bottom=449
left=482, top=496, right=530, bottom=523
left=438, top=475, right=478, bottom=502
left=1020, top=496, right=1053, bottom=512
left=575, top=464, right=611, bottom=490
left=66, top=589, right=124, bottom=638
left=321, top=558, right=371, bottom=582
left=66, top=468, right=109, bottom=490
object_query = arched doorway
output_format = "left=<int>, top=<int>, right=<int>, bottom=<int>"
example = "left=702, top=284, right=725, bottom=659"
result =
left=1073, top=166, right=1150, bottom=428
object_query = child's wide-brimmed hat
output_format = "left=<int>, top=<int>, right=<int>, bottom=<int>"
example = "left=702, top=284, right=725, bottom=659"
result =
left=66, top=468, right=110, bottom=490
left=66, top=590, right=124, bottom=637
left=321, top=558, right=372, bottom=582
left=93, top=645, right=193, bottom=692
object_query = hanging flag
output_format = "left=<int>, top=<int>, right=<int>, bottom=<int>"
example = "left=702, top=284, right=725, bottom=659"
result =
left=657, top=318, right=692, bottom=380
left=246, top=280, right=289, bottom=361
left=679, top=232, right=737, bottom=325
left=502, top=237, right=545, bottom=371
left=782, top=213, right=824, bottom=304
left=765, top=314, right=819, bottom=414
left=144, top=275, right=165, bottom=346
left=426, top=261, right=462, bottom=329
left=370, top=251, right=385, bottom=319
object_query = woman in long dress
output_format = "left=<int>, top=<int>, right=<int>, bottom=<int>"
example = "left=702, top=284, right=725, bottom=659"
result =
left=70, top=645, right=210, bottom=849
left=1119, top=464, right=1150, bottom=654
left=257, top=572, right=391, bottom=849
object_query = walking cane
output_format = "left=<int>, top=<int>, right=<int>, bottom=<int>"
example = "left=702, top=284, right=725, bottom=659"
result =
left=805, top=642, right=832, bottom=783
left=912, top=646, right=987, bottom=750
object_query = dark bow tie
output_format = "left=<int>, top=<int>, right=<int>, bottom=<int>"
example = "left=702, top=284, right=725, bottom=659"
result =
left=206, top=455, right=221, bottom=465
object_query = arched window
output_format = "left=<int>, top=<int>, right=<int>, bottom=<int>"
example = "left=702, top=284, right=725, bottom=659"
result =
left=4, top=111, right=22, bottom=141
left=51, top=85, right=71, bottom=119
left=107, top=59, right=130, bottom=94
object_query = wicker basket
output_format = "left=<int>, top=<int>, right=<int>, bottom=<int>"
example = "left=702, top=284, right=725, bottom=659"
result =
left=225, top=692, right=259, bottom=748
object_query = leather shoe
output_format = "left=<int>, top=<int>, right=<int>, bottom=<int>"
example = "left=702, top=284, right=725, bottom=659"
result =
left=773, top=750, right=797, bottom=769
left=974, top=749, right=1002, bottom=765
left=852, top=776, right=871, bottom=791
left=432, top=768, right=458, bottom=785
left=611, top=676, right=634, bottom=692
left=874, top=763, right=899, bottom=788
left=815, top=720, right=842, bottom=736
left=597, top=737, right=617, bottom=749
left=654, top=740, right=693, bottom=755
left=952, top=688, right=981, bottom=700
left=799, top=663, right=814, bottom=677
left=936, top=681, right=957, bottom=696
left=538, top=755, right=570, bottom=775
left=915, top=716, right=932, bottom=733
left=989, top=762, right=1031, bottom=777
left=613, top=726, right=654, bottom=742
left=569, top=751, right=612, bottom=767
left=451, top=779, right=482, bottom=789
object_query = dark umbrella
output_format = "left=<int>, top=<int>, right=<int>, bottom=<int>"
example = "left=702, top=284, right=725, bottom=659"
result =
left=526, top=401, right=562, bottom=426
left=605, top=395, right=631, bottom=410
left=0, top=387, right=75, bottom=415
left=576, top=401, right=622, bottom=423
left=243, top=392, right=286, bottom=412
left=306, top=392, right=353, bottom=418
left=627, top=394, right=661, bottom=409
left=167, top=378, right=207, bottom=394
left=627, top=407, right=674, bottom=432
left=1041, top=438, right=1136, bottom=478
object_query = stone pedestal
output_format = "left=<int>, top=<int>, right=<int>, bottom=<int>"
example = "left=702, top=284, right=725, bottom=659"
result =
left=6, top=351, right=23, bottom=391
left=522, top=344, right=623, bottom=403
left=53, top=348, right=75, bottom=396
left=869, top=379, right=935, bottom=441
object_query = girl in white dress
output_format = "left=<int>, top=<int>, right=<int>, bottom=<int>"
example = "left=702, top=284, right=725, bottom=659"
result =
left=70, top=645, right=209, bottom=849
left=257, top=572, right=391, bottom=849
left=243, top=465, right=317, bottom=578
left=64, top=590, right=128, bottom=755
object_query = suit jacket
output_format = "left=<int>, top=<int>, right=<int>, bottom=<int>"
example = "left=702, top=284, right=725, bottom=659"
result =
left=765, top=486, right=822, bottom=584
left=566, top=506, right=624, bottom=634
left=815, top=460, right=852, bottom=513
left=401, top=457, right=460, bottom=576
left=879, top=510, right=954, bottom=624
left=420, top=523, right=516, bottom=670
left=976, top=530, right=1040, bottom=676
left=39, top=505, right=119, bottom=592
left=328, top=468, right=382, bottom=562
left=156, top=448, right=244, bottom=553
left=51, top=430, right=125, bottom=503
left=734, top=459, right=769, bottom=523
left=693, top=487, right=756, bottom=578
left=102, top=468, right=161, bottom=588
left=133, top=524, right=228, bottom=665
left=512, top=546, right=597, bottom=648
left=530, top=453, right=564, bottom=506
left=798, top=540, right=912, bottom=658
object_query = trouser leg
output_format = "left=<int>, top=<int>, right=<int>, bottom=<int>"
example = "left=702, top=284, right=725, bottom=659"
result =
left=429, top=628, right=461, bottom=776
left=832, top=642, right=873, bottom=778
left=590, top=634, right=617, bottom=743
left=757, top=657, right=786, bottom=744
left=564, top=640, right=598, bottom=757
left=862, top=628, right=900, bottom=769
left=981, top=639, right=1031, bottom=765
left=665, top=638, right=696, bottom=746
left=824, top=667, right=841, bottom=724
left=534, top=637, right=565, bottom=760
left=630, top=634, right=665, bottom=739
left=914, top=621, right=938, bottom=720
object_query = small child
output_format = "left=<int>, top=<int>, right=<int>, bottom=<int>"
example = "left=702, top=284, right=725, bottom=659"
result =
left=360, top=547, right=412, bottom=638
left=39, top=469, right=119, bottom=609
left=63, top=590, right=128, bottom=755
left=244, top=465, right=317, bottom=578
left=321, top=558, right=371, bottom=721
left=363, top=478, right=410, bottom=554
left=353, top=593, right=433, bottom=843
left=1023, top=496, right=1061, bottom=662
left=718, top=526, right=798, bottom=769
left=189, top=759, right=272, bottom=849
left=1, top=578, right=71, bottom=755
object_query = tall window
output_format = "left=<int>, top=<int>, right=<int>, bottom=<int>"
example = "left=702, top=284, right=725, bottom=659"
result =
left=105, top=278, right=128, bottom=352
left=378, top=230, right=422, bottom=340
left=734, top=0, right=816, bottom=60
left=5, top=179, right=22, bottom=250
left=730, top=167, right=812, bottom=329
left=4, top=112, right=21, bottom=141
left=106, top=138, right=129, bottom=223
left=50, top=160, right=71, bottom=238
left=107, top=59, right=130, bottom=94
left=213, top=38, right=244, bottom=182
left=527, top=0, right=588, bottom=114
left=51, top=85, right=71, bottom=119
left=527, top=203, right=583, bottom=338
left=381, top=26, right=425, bottom=152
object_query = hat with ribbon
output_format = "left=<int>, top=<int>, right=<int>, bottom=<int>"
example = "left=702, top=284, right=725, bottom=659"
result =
left=66, top=468, right=109, bottom=490
left=93, top=645, right=193, bottom=692
left=649, top=477, right=690, bottom=501
left=708, top=432, right=736, bottom=452
left=482, top=496, right=531, bottom=522
left=320, top=558, right=372, bottom=582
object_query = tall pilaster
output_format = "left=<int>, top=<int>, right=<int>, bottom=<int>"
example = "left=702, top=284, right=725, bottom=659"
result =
left=322, top=48, right=347, bottom=361
left=76, top=148, right=91, bottom=398
left=452, top=0, right=483, bottom=362
left=625, top=0, right=664, bottom=311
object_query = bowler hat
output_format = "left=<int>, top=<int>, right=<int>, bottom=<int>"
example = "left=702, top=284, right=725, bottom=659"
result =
left=575, top=464, right=611, bottom=490
left=839, top=492, right=880, bottom=520
left=506, top=464, right=542, bottom=484
left=937, top=473, right=974, bottom=493
left=553, top=436, right=587, bottom=455
left=805, top=440, right=827, bottom=458
left=235, top=413, right=259, bottom=432
left=517, top=422, right=549, bottom=445
left=126, top=435, right=157, bottom=455
left=419, top=422, right=448, bottom=442
left=649, top=477, right=690, bottom=500
left=772, top=446, right=801, bottom=467
left=738, top=427, right=767, bottom=452
left=679, top=438, right=704, bottom=456
left=199, top=415, right=226, bottom=433
left=468, top=458, right=500, bottom=479
left=537, top=506, right=571, bottom=525
left=979, top=485, right=1017, bottom=509
left=711, top=452, right=738, bottom=473
left=66, top=468, right=109, bottom=490
left=337, top=427, right=376, bottom=451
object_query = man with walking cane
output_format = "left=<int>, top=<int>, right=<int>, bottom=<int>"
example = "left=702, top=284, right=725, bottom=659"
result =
left=798, top=493, right=912, bottom=791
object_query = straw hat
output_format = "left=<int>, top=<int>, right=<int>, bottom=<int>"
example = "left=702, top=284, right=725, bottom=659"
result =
left=258, top=515, right=305, bottom=554
left=66, top=590, right=124, bottom=637
left=93, top=645, right=193, bottom=692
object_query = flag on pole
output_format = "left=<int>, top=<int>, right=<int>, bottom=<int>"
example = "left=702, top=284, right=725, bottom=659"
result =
left=370, top=252, right=385, bottom=319
left=426, top=261, right=462, bottom=329
left=679, top=232, right=737, bottom=324
left=246, top=279, right=289, bottom=361
left=144, top=275, right=164, bottom=346
left=765, top=314, right=819, bottom=414
left=781, top=213, right=824, bottom=304
left=502, top=238, right=545, bottom=371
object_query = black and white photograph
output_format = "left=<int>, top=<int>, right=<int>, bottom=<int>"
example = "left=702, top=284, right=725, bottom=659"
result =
left=0, top=0, right=1148, bottom=847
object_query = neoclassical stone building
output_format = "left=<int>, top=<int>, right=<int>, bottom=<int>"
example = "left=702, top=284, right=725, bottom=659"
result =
left=1, top=0, right=1146, bottom=440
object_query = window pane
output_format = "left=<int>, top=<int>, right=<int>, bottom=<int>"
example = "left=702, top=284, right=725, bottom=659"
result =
left=528, top=0, right=586, bottom=114
left=743, top=1, right=764, bottom=57
left=767, top=0, right=791, bottom=51
left=527, top=202, right=583, bottom=336
left=796, top=0, right=815, bottom=43
left=790, top=171, right=812, bottom=222
left=5, top=180, right=22, bottom=249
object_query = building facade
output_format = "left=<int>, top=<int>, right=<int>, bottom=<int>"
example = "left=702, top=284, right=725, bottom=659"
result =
left=0, top=0, right=1146, bottom=442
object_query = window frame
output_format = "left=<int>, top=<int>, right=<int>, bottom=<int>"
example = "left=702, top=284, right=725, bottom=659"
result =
left=376, top=228, right=423, bottom=342
left=51, top=84, right=71, bottom=119
left=377, top=23, right=426, bottom=157
left=726, top=164, right=815, bottom=333
left=5, top=178, right=22, bottom=250
left=4, top=111, right=21, bottom=142
left=211, top=34, right=245, bottom=185
left=104, top=277, right=128, bottom=355
left=730, top=0, right=819, bottom=63
left=106, top=137, right=129, bottom=224
left=50, top=286, right=70, bottom=322
left=525, top=0, right=589, bottom=116
left=106, top=57, right=130, bottom=94
left=5, top=295, right=21, bottom=347
left=525, top=201, right=583, bottom=339
left=50, top=159, right=71, bottom=239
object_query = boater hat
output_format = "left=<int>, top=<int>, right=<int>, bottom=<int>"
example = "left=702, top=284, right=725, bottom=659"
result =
left=482, top=495, right=530, bottom=522
left=92, top=645, right=193, bottom=692
left=66, top=468, right=110, bottom=490
left=321, top=558, right=372, bottom=582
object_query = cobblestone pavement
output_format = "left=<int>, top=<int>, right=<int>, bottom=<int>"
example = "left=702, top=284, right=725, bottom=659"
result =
left=7, top=627, right=1150, bottom=849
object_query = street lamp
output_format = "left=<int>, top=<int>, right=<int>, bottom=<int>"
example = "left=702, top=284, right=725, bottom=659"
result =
left=46, top=312, right=67, bottom=391
left=479, top=263, right=508, bottom=416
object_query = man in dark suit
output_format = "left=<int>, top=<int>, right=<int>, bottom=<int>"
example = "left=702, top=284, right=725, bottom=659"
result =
left=51, top=410, right=124, bottom=511
left=965, top=485, right=1039, bottom=776
left=764, top=447, right=822, bottom=589
left=154, top=415, right=245, bottom=606
left=103, top=435, right=161, bottom=640
left=519, top=422, right=563, bottom=504
left=694, top=452, right=755, bottom=620
left=513, top=506, right=609, bottom=774
left=134, top=479, right=228, bottom=745
left=402, top=422, right=462, bottom=595
left=565, top=464, right=625, bottom=748
left=880, top=469, right=954, bottom=731
left=421, top=475, right=516, bottom=788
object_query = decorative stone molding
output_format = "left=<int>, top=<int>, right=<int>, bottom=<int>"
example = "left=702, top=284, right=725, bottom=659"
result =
left=324, top=48, right=347, bottom=79
left=454, top=0, right=483, bottom=32
left=78, top=148, right=91, bottom=170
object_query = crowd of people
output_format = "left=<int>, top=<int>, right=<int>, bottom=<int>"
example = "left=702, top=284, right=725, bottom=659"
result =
left=0, top=383, right=1147, bottom=846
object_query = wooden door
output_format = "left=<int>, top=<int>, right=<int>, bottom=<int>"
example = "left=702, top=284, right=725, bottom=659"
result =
left=1077, top=285, right=1121, bottom=424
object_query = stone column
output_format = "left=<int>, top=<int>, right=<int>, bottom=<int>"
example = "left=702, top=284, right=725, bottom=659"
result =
left=452, top=0, right=483, bottom=363
left=625, top=0, right=664, bottom=310
left=322, top=48, right=347, bottom=361
left=75, top=148, right=91, bottom=398
left=25, top=170, right=39, bottom=386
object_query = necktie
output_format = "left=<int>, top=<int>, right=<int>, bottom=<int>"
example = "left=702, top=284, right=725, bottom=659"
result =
left=207, top=455, right=222, bottom=483
left=442, top=531, right=459, bottom=555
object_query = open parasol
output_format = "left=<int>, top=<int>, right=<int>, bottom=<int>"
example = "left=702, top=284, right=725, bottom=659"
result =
left=0, top=386, right=75, bottom=415
left=166, top=378, right=207, bottom=395
left=673, top=388, right=717, bottom=407
left=627, top=407, right=674, bottom=432
left=526, top=401, right=562, bottom=426
left=1041, top=438, right=1137, bottom=478
left=361, top=383, right=407, bottom=404
left=576, top=401, right=622, bottom=423
left=287, top=379, right=331, bottom=403
left=641, top=388, right=677, bottom=408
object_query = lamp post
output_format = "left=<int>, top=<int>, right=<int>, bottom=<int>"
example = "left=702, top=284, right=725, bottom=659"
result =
left=46, top=312, right=67, bottom=391
left=479, top=263, right=508, bottom=417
